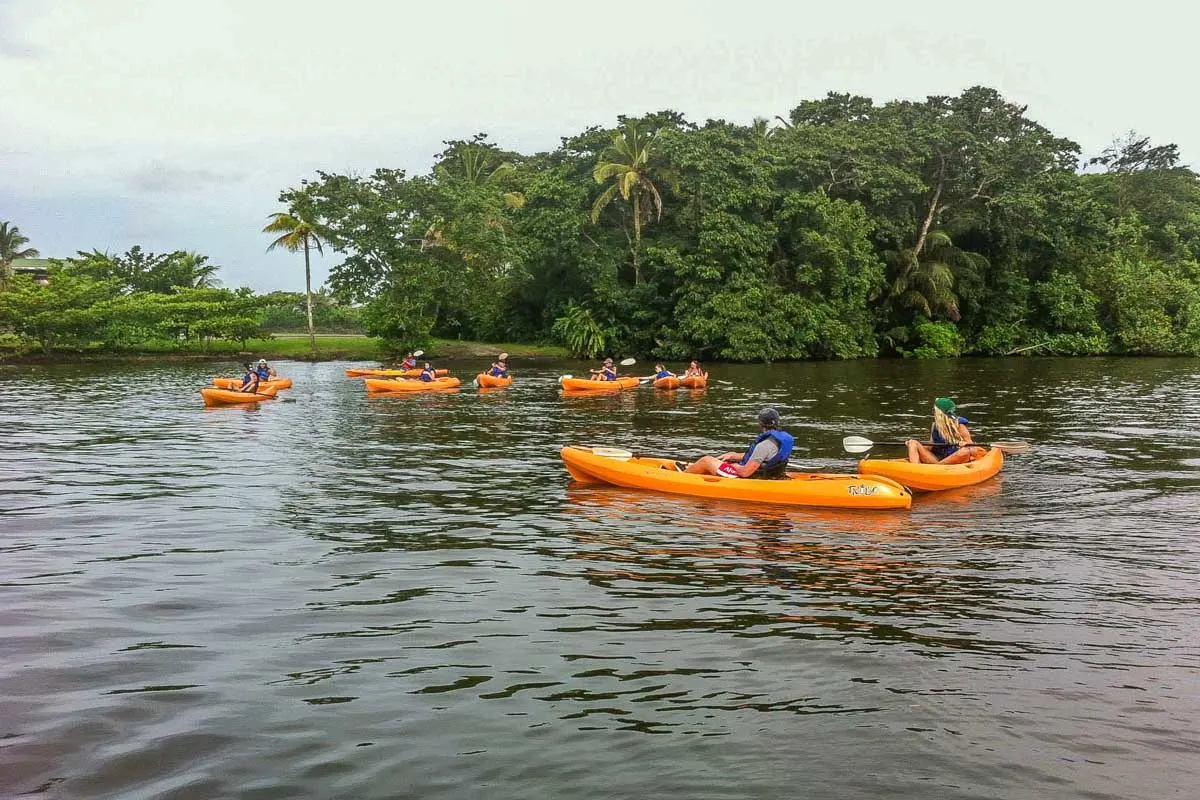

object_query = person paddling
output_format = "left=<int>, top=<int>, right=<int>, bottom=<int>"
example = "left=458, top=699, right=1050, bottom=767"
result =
left=418, top=362, right=438, bottom=382
left=649, top=363, right=675, bottom=380
left=679, top=407, right=794, bottom=478
left=906, top=397, right=975, bottom=464
left=487, top=353, right=509, bottom=378
left=401, top=352, right=417, bottom=370
left=238, top=363, right=261, bottom=393
left=589, top=358, right=618, bottom=381
left=255, top=358, right=276, bottom=380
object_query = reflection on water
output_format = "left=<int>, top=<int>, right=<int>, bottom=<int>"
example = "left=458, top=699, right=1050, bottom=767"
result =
left=1, top=357, right=1199, bottom=799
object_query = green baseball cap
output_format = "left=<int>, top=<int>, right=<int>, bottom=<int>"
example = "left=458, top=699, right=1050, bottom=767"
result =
left=934, top=397, right=956, bottom=415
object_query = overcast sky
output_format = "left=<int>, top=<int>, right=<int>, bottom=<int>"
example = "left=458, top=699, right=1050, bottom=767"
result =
left=3, top=0, right=1197, bottom=292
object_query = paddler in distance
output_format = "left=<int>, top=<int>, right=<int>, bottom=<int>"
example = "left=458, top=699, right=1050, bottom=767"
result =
left=589, top=357, right=617, bottom=381
left=487, top=353, right=509, bottom=378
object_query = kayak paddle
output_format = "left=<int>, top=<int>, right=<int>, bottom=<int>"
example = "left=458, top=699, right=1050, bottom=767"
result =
left=842, top=436, right=1031, bottom=455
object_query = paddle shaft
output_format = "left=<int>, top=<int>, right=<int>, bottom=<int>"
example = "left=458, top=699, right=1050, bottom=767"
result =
left=863, top=440, right=987, bottom=449
left=209, top=385, right=276, bottom=399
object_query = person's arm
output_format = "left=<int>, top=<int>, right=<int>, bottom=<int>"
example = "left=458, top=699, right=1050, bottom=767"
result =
left=732, top=460, right=761, bottom=478
left=958, top=422, right=973, bottom=443
left=734, top=439, right=779, bottom=475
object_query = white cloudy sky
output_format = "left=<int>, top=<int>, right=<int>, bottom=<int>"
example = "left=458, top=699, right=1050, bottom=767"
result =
left=3, top=0, right=1197, bottom=291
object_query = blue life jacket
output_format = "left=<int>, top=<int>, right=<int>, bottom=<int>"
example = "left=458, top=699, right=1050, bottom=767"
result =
left=739, top=429, right=794, bottom=478
left=255, top=366, right=270, bottom=379
left=489, top=363, right=507, bottom=377
left=931, top=416, right=969, bottom=457
left=601, top=367, right=616, bottom=381
left=655, top=370, right=672, bottom=379
left=420, top=369, right=436, bottom=382
left=240, top=374, right=256, bottom=390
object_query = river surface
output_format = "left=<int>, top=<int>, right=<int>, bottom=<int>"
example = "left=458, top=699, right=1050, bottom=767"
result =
left=1, top=357, right=1198, bottom=799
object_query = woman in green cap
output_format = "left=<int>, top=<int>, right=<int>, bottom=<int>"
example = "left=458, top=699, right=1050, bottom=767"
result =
left=906, top=397, right=975, bottom=464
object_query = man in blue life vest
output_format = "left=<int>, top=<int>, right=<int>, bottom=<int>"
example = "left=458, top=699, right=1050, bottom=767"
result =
left=680, top=407, right=794, bottom=479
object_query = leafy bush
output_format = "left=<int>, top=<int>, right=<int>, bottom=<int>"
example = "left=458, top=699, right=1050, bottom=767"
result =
left=551, top=302, right=607, bottom=358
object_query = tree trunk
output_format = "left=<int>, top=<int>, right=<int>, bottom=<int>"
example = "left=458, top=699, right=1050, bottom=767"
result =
left=632, top=193, right=642, bottom=285
left=303, top=237, right=316, bottom=352
left=913, top=181, right=942, bottom=261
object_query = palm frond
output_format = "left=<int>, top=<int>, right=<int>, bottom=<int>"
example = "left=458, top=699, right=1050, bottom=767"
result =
left=590, top=184, right=620, bottom=224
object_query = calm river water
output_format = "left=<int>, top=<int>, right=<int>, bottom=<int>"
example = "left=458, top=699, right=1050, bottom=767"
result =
left=2, top=357, right=1198, bottom=799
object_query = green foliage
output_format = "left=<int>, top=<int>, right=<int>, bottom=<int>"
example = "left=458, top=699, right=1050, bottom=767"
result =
left=261, top=88, right=1200, bottom=361
left=0, top=265, right=269, bottom=357
left=1, top=221, right=40, bottom=289
left=65, top=247, right=220, bottom=294
left=258, top=290, right=364, bottom=333
left=897, top=319, right=965, bottom=359
left=551, top=302, right=608, bottom=358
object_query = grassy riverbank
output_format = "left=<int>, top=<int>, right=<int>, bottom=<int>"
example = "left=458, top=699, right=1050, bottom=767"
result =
left=0, top=333, right=570, bottom=364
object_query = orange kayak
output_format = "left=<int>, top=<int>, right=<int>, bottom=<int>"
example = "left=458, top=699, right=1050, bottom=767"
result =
left=212, top=377, right=292, bottom=390
left=476, top=373, right=513, bottom=388
left=364, top=376, right=461, bottom=392
left=679, top=375, right=708, bottom=389
left=857, top=447, right=1004, bottom=492
left=560, top=446, right=911, bottom=509
left=346, top=368, right=447, bottom=378
left=560, top=376, right=640, bottom=392
left=201, top=385, right=278, bottom=406
left=653, top=376, right=681, bottom=390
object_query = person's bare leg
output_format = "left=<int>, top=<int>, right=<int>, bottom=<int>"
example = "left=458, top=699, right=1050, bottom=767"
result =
left=940, top=447, right=977, bottom=465
left=906, top=440, right=938, bottom=464
left=685, top=455, right=725, bottom=475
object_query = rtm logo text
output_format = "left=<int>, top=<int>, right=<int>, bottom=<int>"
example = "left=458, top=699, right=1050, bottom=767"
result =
left=847, top=484, right=879, bottom=496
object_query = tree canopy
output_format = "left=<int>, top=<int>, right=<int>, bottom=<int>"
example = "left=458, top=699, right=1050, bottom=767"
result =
left=269, top=86, right=1200, bottom=359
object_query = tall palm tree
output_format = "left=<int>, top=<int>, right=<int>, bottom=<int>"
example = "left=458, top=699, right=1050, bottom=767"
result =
left=889, top=230, right=987, bottom=322
left=1, top=221, right=40, bottom=289
left=179, top=251, right=220, bottom=289
left=263, top=210, right=327, bottom=351
left=590, top=123, right=674, bottom=284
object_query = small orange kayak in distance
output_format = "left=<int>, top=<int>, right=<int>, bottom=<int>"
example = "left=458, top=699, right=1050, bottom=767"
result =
left=475, top=373, right=513, bottom=388
left=212, top=377, right=293, bottom=390
left=201, top=385, right=278, bottom=406
left=560, top=446, right=911, bottom=509
left=857, top=447, right=1004, bottom=492
left=364, top=376, right=461, bottom=392
left=679, top=375, right=708, bottom=389
left=653, top=376, right=681, bottom=390
left=346, top=368, right=448, bottom=378
left=560, top=376, right=640, bottom=392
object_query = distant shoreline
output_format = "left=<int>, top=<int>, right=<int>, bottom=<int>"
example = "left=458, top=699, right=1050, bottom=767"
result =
left=0, top=335, right=571, bottom=365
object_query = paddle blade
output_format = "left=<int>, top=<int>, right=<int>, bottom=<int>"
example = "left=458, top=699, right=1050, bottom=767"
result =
left=558, top=374, right=572, bottom=382
left=992, top=441, right=1032, bottom=454
left=619, top=357, right=637, bottom=366
left=413, top=350, right=424, bottom=357
left=842, top=436, right=875, bottom=454
left=588, top=446, right=633, bottom=460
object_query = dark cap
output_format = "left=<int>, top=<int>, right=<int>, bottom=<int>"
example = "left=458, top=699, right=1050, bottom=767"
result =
left=757, top=407, right=781, bottom=428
